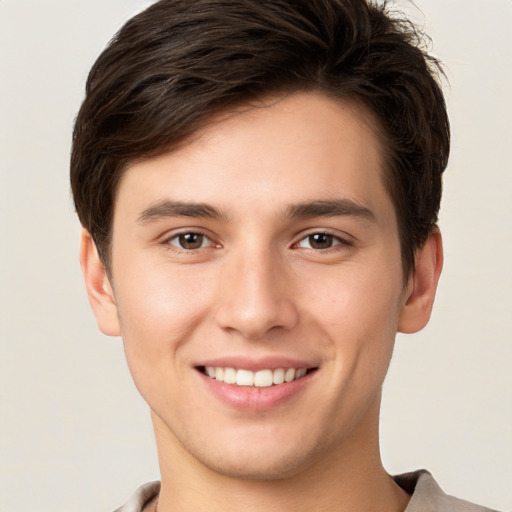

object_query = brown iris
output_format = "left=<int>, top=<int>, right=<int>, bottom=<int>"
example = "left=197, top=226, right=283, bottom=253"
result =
left=307, top=233, right=335, bottom=249
left=178, top=233, right=204, bottom=249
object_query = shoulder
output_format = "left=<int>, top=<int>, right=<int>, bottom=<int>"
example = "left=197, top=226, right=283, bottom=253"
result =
left=113, top=481, right=160, bottom=512
left=394, top=470, right=501, bottom=512
left=113, top=473, right=501, bottom=512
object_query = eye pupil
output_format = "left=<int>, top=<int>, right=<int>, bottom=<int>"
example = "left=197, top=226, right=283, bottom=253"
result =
left=179, top=233, right=204, bottom=249
left=309, top=233, right=333, bottom=249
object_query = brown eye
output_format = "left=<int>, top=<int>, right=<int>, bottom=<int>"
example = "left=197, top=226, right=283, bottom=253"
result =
left=297, top=233, right=341, bottom=250
left=170, top=232, right=207, bottom=250
left=309, top=233, right=333, bottom=249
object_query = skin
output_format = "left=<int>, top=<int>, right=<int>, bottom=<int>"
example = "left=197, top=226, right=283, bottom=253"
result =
left=81, top=92, right=443, bottom=512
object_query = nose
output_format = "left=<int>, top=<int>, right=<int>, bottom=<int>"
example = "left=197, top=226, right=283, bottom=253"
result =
left=214, top=248, right=299, bottom=340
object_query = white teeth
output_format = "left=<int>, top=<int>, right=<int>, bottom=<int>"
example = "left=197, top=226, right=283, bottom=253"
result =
left=236, top=369, right=254, bottom=386
left=284, top=368, right=296, bottom=382
left=203, top=366, right=309, bottom=387
left=223, top=367, right=236, bottom=384
left=254, top=369, right=273, bottom=387
left=273, top=368, right=285, bottom=385
left=296, top=368, right=307, bottom=378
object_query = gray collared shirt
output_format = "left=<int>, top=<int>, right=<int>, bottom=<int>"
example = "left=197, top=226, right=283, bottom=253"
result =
left=114, top=470, right=500, bottom=512
left=393, top=470, right=499, bottom=512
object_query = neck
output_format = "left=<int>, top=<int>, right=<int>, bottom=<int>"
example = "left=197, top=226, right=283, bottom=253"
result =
left=152, top=394, right=410, bottom=512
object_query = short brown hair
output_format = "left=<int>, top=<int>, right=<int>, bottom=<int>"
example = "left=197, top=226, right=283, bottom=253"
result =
left=71, top=0, right=450, bottom=276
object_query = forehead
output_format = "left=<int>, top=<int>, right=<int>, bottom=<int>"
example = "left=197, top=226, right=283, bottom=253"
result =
left=115, top=92, right=392, bottom=224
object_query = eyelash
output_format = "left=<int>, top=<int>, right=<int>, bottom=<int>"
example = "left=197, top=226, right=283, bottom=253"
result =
left=164, top=230, right=218, bottom=251
left=293, top=230, right=354, bottom=251
left=162, top=229, right=353, bottom=253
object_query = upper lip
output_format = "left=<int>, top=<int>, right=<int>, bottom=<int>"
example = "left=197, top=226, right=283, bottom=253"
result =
left=194, top=356, right=318, bottom=372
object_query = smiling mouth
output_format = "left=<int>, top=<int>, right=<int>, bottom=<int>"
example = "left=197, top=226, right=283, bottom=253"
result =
left=199, top=366, right=317, bottom=387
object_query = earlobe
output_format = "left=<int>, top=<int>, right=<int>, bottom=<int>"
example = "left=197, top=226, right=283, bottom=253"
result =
left=398, top=228, right=443, bottom=334
left=79, top=229, right=121, bottom=337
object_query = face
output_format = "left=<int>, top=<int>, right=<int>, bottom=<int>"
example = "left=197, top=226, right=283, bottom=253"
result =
left=85, top=92, right=438, bottom=480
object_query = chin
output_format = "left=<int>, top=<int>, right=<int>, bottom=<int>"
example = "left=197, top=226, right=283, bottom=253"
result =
left=184, top=430, right=327, bottom=482
left=199, top=450, right=315, bottom=481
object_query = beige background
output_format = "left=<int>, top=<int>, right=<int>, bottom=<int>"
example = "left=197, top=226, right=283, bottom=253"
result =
left=0, top=1, right=511, bottom=510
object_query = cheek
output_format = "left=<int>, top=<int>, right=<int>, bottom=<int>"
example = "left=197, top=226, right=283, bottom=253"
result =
left=112, top=260, right=214, bottom=381
left=302, top=257, right=404, bottom=370
left=305, top=259, right=403, bottom=325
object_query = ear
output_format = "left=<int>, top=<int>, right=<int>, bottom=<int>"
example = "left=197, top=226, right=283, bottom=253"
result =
left=79, top=229, right=121, bottom=336
left=398, top=228, right=443, bottom=334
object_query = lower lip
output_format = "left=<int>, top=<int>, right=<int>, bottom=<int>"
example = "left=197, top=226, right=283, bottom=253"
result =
left=198, top=370, right=316, bottom=411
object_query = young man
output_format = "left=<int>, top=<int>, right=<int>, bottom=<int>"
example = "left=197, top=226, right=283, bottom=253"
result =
left=70, top=1, right=498, bottom=511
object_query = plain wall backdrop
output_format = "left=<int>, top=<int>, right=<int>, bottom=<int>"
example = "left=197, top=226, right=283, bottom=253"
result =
left=0, top=1, right=511, bottom=510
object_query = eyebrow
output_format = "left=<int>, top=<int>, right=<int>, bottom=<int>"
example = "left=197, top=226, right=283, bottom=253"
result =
left=137, top=200, right=226, bottom=224
left=137, top=198, right=375, bottom=225
left=286, top=199, right=375, bottom=221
